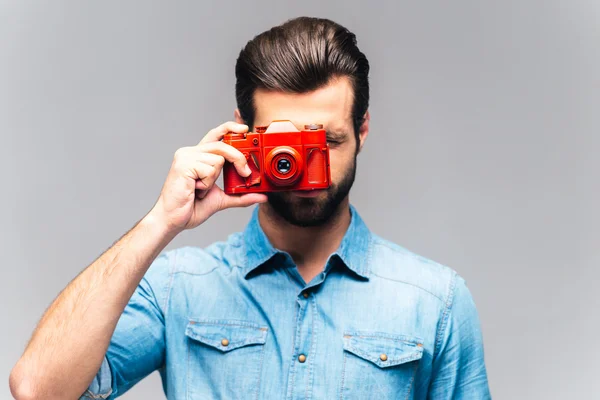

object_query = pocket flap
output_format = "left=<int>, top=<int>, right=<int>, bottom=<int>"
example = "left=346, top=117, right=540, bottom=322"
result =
left=186, top=319, right=268, bottom=352
left=343, top=330, right=424, bottom=368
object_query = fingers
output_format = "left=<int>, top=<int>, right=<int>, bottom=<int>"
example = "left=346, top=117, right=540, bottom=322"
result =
left=220, top=192, right=268, bottom=210
left=197, top=141, right=251, bottom=177
left=193, top=154, right=225, bottom=199
left=194, top=186, right=267, bottom=218
left=171, top=147, right=222, bottom=196
left=199, top=121, right=249, bottom=145
left=196, top=152, right=225, bottom=168
left=195, top=122, right=252, bottom=177
left=191, top=162, right=217, bottom=190
left=174, top=121, right=257, bottom=207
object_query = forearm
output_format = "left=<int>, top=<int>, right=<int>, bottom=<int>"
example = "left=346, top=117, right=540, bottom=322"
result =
left=10, top=212, right=179, bottom=400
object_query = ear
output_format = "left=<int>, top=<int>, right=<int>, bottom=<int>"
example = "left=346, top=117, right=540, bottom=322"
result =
left=357, top=110, right=370, bottom=154
left=234, top=108, right=244, bottom=125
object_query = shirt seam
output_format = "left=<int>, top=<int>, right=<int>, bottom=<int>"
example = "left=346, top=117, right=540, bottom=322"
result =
left=365, top=232, right=374, bottom=278
left=369, top=271, right=445, bottom=302
left=163, top=248, right=177, bottom=319
left=433, top=271, right=458, bottom=359
left=170, top=266, right=221, bottom=276
left=372, top=238, right=442, bottom=267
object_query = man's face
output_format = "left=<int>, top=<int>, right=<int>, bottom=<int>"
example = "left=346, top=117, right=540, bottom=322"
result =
left=246, top=77, right=367, bottom=227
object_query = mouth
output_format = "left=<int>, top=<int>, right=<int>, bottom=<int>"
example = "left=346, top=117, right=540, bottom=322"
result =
left=291, top=189, right=326, bottom=198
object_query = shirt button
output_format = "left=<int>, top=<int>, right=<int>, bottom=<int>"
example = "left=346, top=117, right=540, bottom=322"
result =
left=380, top=353, right=388, bottom=361
left=221, top=339, right=229, bottom=347
left=298, top=354, right=307, bottom=363
left=302, top=292, right=309, bottom=298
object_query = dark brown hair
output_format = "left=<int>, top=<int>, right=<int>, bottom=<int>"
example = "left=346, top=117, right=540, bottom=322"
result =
left=235, top=17, right=370, bottom=140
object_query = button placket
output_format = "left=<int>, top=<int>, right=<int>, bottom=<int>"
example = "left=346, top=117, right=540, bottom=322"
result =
left=286, top=287, right=317, bottom=399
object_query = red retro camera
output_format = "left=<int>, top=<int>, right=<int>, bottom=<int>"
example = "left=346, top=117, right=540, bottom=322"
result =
left=222, top=120, right=331, bottom=194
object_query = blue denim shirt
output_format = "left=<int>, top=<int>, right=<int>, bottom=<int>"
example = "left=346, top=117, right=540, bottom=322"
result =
left=82, top=205, right=490, bottom=399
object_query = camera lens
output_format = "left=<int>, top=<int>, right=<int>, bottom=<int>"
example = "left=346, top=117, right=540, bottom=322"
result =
left=277, top=158, right=291, bottom=174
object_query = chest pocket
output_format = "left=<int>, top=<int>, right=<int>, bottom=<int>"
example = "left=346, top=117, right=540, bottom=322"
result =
left=340, top=330, right=424, bottom=400
left=185, top=319, right=268, bottom=400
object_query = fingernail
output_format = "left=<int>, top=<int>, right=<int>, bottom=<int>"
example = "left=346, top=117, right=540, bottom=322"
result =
left=244, top=165, right=252, bottom=175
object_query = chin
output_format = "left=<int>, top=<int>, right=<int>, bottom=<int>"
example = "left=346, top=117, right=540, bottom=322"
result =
left=266, top=188, right=345, bottom=228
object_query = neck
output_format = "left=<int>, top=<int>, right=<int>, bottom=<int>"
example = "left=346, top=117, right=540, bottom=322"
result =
left=258, top=198, right=351, bottom=275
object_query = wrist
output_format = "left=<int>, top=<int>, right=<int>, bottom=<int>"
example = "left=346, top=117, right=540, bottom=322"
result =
left=140, top=210, right=182, bottom=244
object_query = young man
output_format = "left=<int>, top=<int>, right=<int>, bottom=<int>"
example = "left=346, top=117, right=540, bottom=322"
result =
left=10, top=17, right=491, bottom=400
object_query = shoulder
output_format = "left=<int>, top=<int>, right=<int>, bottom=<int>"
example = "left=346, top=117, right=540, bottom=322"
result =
left=144, top=232, right=243, bottom=284
left=141, top=233, right=244, bottom=313
left=166, top=232, right=245, bottom=276
left=368, top=233, right=462, bottom=304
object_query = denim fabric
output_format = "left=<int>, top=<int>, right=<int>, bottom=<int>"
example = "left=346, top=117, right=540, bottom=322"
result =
left=82, top=205, right=490, bottom=399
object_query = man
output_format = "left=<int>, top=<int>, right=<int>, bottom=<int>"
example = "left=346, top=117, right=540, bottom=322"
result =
left=10, top=17, right=491, bottom=399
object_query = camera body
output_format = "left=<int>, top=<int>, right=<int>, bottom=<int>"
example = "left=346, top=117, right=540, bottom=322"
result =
left=222, top=120, right=331, bottom=194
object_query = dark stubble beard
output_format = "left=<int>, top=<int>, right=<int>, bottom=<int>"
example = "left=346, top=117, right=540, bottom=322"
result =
left=266, top=155, right=357, bottom=227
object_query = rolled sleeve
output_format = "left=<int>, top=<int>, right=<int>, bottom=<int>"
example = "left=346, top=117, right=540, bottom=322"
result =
left=79, top=356, right=113, bottom=399
left=80, top=250, right=173, bottom=399
left=428, top=274, right=491, bottom=399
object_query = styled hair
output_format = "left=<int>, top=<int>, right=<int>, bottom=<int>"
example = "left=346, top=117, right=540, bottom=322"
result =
left=235, top=17, right=370, bottom=140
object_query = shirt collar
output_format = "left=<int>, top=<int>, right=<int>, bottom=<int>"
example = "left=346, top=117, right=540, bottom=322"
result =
left=242, top=204, right=372, bottom=280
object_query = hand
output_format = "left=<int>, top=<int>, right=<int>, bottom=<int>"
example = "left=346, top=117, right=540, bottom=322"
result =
left=148, top=121, right=267, bottom=234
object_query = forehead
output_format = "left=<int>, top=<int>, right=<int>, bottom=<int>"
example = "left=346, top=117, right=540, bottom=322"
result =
left=253, top=76, right=353, bottom=134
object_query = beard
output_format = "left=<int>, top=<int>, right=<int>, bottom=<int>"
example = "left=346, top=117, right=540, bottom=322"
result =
left=266, top=156, right=357, bottom=227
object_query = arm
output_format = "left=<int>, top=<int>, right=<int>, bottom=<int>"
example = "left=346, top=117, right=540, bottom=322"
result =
left=427, top=275, right=491, bottom=399
left=9, top=121, right=266, bottom=400
left=9, top=214, right=177, bottom=400
left=81, top=251, right=172, bottom=399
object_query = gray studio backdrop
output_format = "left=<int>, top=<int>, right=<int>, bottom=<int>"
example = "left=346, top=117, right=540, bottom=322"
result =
left=1, top=1, right=597, bottom=399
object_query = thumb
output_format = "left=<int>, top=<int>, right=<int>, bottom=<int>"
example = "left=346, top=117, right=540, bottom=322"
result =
left=220, top=192, right=268, bottom=210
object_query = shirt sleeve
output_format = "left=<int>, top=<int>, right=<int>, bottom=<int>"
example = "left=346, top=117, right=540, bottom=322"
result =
left=79, top=250, right=173, bottom=399
left=427, top=274, right=492, bottom=399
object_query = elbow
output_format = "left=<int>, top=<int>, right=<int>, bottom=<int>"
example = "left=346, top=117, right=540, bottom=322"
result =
left=10, top=361, right=87, bottom=400
left=9, top=364, right=37, bottom=400
left=9, top=363, right=66, bottom=400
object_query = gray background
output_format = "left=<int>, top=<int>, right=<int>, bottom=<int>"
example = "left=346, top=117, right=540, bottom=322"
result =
left=1, top=1, right=597, bottom=399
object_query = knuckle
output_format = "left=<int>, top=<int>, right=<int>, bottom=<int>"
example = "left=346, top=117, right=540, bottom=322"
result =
left=203, top=141, right=220, bottom=152
left=210, top=141, right=224, bottom=150
left=173, top=147, right=190, bottom=161
left=173, top=147, right=184, bottom=159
